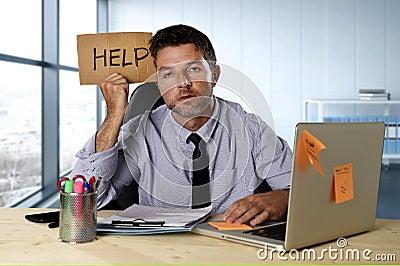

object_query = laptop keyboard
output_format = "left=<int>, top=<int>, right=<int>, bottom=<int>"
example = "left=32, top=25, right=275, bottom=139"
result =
left=244, top=223, right=286, bottom=241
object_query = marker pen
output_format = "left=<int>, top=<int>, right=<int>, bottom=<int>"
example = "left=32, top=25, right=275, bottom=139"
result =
left=95, top=176, right=102, bottom=191
left=72, top=175, right=86, bottom=194
left=64, top=180, right=74, bottom=193
left=89, top=176, right=96, bottom=192
left=74, top=181, right=84, bottom=194
left=84, top=181, right=92, bottom=194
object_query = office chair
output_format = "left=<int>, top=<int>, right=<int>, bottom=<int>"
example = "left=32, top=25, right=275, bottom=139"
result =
left=102, top=82, right=272, bottom=210
left=102, top=82, right=164, bottom=210
left=123, top=82, right=165, bottom=124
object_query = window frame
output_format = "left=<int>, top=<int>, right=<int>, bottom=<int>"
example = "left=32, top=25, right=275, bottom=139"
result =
left=0, top=0, right=107, bottom=207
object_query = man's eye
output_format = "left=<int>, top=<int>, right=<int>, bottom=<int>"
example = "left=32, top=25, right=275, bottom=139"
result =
left=163, top=72, right=173, bottom=79
left=188, top=66, right=201, bottom=72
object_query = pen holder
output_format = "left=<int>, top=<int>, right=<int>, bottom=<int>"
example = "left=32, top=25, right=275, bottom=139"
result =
left=59, top=191, right=97, bottom=243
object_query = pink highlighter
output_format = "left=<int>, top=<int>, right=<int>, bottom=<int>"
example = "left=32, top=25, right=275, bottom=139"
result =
left=72, top=175, right=86, bottom=194
left=72, top=175, right=86, bottom=222
left=73, top=181, right=84, bottom=194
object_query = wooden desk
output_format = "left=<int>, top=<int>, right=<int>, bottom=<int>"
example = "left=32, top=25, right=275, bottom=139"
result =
left=0, top=208, right=399, bottom=264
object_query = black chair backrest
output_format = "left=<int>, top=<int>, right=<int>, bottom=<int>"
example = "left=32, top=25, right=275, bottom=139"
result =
left=123, top=82, right=164, bottom=123
left=102, top=82, right=164, bottom=210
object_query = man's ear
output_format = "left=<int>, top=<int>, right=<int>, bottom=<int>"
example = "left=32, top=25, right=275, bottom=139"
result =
left=212, top=65, right=221, bottom=87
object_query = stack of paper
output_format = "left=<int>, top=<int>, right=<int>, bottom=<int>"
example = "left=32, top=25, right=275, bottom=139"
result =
left=97, top=204, right=212, bottom=235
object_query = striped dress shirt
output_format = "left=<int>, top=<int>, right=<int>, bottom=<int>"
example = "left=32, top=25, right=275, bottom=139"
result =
left=71, top=97, right=293, bottom=213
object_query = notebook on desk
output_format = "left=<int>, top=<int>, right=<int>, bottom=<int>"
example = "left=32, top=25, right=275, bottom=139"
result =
left=193, top=122, right=385, bottom=251
left=97, top=204, right=212, bottom=235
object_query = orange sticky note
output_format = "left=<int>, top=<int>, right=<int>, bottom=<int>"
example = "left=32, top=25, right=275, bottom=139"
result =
left=208, top=221, right=251, bottom=230
left=295, top=129, right=326, bottom=176
left=333, top=163, right=354, bottom=204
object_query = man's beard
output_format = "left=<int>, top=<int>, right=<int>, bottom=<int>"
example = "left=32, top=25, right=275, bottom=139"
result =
left=170, top=96, right=213, bottom=118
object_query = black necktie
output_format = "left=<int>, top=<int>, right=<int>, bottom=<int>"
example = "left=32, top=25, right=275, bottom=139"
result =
left=187, top=133, right=211, bottom=209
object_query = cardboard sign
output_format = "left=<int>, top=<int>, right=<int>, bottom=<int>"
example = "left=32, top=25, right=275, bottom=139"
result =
left=77, top=32, right=156, bottom=85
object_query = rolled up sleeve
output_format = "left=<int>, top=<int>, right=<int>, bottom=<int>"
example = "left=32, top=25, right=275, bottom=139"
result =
left=70, top=133, right=119, bottom=182
left=70, top=133, right=121, bottom=208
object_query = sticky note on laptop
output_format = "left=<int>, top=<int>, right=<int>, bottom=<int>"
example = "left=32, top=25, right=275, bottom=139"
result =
left=208, top=221, right=252, bottom=230
left=333, top=163, right=354, bottom=204
left=295, top=129, right=326, bottom=177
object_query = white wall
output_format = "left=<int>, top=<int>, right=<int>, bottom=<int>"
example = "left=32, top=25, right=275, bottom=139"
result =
left=108, top=0, right=400, bottom=146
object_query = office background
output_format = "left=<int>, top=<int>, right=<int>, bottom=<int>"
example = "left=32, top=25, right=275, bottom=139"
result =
left=0, top=0, right=398, bottom=218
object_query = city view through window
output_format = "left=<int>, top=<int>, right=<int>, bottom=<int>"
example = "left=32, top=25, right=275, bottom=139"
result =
left=0, top=63, right=42, bottom=206
left=0, top=0, right=96, bottom=206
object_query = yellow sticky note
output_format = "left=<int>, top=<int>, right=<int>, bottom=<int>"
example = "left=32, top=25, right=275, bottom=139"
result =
left=208, top=221, right=251, bottom=230
left=295, top=129, right=326, bottom=176
left=333, top=163, right=354, bottom=204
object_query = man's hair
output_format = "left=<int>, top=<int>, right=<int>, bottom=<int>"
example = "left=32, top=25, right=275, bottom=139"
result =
left=149, top=24, right=217, bottom=68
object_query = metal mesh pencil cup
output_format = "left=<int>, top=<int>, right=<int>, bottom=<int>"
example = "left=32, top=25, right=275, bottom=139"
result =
left=59, top=192, right=97, bottom=243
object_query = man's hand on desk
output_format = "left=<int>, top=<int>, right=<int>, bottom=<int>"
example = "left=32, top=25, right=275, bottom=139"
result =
left=222, top=189, right=289, bottom=226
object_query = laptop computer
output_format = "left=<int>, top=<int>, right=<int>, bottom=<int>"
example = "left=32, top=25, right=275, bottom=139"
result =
left=193, top=122, right=385, bottom=251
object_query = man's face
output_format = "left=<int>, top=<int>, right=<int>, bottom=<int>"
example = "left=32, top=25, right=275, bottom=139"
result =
left=155, top=44, right=217, bottom=118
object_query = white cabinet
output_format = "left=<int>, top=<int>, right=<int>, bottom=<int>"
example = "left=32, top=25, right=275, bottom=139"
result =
left=304, top=99, right=400, bottom=164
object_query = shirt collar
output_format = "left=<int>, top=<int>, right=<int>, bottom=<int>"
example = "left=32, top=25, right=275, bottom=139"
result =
left=165, top=97, right=220, bottom=144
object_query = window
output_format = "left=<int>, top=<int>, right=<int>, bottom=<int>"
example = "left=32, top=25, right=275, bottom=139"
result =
left=59, top=0, right=97, bottom=175
left=59, top=71, right=96, bottom=175
left=0, top=61, right=42, bottom=206
left=0, top=0, right=42, bottom=60
left=60, top=0, right=97, bottom=67
left=0, top=0, right=98, bottom=207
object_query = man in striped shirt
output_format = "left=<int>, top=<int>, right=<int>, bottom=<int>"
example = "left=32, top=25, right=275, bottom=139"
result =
left=71, top=24, right=292, bottom=226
